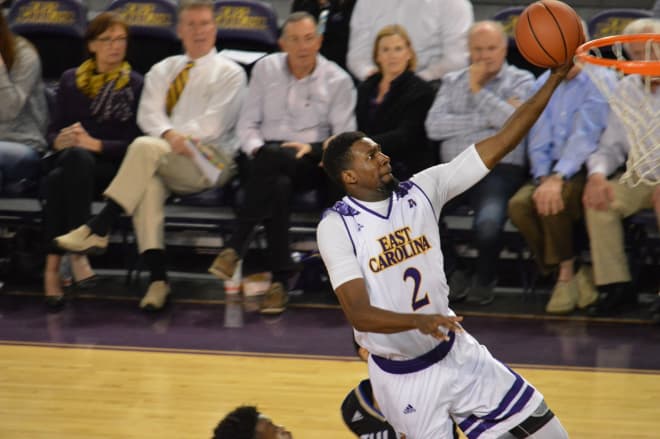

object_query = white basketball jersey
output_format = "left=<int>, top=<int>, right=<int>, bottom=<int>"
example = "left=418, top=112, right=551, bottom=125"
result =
left=330, top=181, right=451, bottom=359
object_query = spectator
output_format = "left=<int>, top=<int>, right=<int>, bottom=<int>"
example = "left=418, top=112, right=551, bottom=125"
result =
left=54, top=0, right=247, bottom=311
left=582, top=18, right=660, bottom=316
left=42, top=12, right=143, bottom=311
left=356, top=24, right=435, bottom=180
left=208, top=12, right=356, bottom=315
left=508, top=57, right=616, bottom=314
left=425, top=21, right=534, bottom=304
left=347, top=0, right=473, bottom=83
left=0, top=12, right=48, bottom=196
left=291, top=0, right=355, bottom=70
left=212, top=405, right=292, bottom=439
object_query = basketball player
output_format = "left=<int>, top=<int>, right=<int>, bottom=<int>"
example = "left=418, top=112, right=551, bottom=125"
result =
left=212, top=405, right=292, bottom=439
left=317, top=63, right=574, bottom=437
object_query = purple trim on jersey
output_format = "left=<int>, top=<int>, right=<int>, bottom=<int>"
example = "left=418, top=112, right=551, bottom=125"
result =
left=347, top=195, right=393, bottom=219
left=459, top=372, right=536, bottom=439
left=338, top=213, right=357, bottom=256
left=467, top=386, right=535, bottom=439
left=409, top=181, right=438, bottom=219
left=371, top=332, right=455, bottom=374
left=326, top=201, right=361, bottom=217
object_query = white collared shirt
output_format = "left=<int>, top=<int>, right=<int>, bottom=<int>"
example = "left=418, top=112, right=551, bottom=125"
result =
left=137, top=48, right=247, bottom=156
left=238, top=53, right=356, bottom=156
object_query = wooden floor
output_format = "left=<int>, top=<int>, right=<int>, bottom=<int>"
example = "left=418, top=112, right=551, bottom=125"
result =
left=1, top=344, right=659, bottom=438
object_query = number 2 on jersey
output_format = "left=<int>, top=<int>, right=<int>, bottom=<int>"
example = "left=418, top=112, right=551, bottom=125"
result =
left=404, top=267, right=430, bottom=311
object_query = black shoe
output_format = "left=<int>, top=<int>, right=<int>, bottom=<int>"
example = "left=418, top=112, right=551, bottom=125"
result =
left=587, top=283, right=633, bottom=317
left=73, top=274, right=99, bottom=290
left=44, top=295, right=66, bottom=313
left=448, top=270, right=470, bottom=303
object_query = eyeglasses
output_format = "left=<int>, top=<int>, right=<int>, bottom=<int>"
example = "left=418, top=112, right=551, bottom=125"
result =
left=95, top=36, right=128, bottom=46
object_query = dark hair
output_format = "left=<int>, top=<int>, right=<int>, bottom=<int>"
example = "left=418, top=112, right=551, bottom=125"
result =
left=322, top=131, right=367, bottom=188
left=0, top=12, right=17, bottom=70
left=84, top=12, right=129, bottom=58
left=281, top=11, right=318, bottom=36
left=212, top=405, right=259, bottom=439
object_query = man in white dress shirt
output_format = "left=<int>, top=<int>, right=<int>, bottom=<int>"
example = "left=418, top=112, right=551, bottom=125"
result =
left=347, top=0, right=473, bottom=83
left=208, top=12, right=356, bottom=314
left=54, top=0, right=247, bottom=310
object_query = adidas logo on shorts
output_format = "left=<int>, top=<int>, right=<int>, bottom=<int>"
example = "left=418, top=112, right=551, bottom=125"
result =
left=403, top=404, right=416, bottom=414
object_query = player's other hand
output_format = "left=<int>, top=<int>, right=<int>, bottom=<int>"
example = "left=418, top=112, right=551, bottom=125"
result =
left=415, top=314, right=463, bottom=341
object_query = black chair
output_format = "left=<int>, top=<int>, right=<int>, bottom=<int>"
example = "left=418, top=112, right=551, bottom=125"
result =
left=8, top=0, right=87, bottom=81
left=587, top=9, right=653, bottom=60
left=106, top=0, right=181, bottom=75
left=213, top=0, right=279, bottom=73
left=492, top=6, right=545, bottom=77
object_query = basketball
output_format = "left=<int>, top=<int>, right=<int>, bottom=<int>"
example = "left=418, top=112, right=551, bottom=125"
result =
left=515, top=0, right=584, bottom=68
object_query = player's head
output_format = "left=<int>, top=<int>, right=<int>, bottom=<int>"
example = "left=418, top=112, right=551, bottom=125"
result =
left=213, top=405, right=292, bottom=439
left=322, top=131, right=398, bottom=199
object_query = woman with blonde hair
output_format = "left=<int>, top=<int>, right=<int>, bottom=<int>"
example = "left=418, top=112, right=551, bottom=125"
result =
left=355, top=24, right=436, bottom=179
left=43, top=12, right=143, bottom=310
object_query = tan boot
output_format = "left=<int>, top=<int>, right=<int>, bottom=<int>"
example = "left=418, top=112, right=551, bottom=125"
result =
left=140, top=281, right=170, bottom=310
left=259, top=282, right=289, bottom=315
left=54, top=225, right=108, bottom=254
left=545, top=278, right=579, bottom=314
left=575, top=266, right=598, bottom=309
left=208, top=248, right=239, bottom=280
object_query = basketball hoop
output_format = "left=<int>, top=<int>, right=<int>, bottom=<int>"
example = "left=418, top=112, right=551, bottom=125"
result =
left=574, top=33, right=659, bottom=187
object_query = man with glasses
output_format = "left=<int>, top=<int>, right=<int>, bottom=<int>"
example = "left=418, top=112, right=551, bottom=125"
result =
left=54, top=0, right=247, bottom=310
left=208, top=11, right=356, bottom=314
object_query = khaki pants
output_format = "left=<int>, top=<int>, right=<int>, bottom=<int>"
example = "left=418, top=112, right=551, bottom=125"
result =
left=585, top=174, right=656, bottom=286
left=104, top=136, right=213, bottom=252
left=508, top=173, right=585, bottom=271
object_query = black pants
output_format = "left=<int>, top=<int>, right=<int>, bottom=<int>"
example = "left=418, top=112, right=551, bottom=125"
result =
left=228, top=143, right=327, bottom=272
left=43, top=147, right=118, bottom=253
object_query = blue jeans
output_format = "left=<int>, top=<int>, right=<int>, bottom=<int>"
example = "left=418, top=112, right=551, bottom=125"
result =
left=442, top=164, right=527, bottom=286
left=0, top=141, right=41, bottom=195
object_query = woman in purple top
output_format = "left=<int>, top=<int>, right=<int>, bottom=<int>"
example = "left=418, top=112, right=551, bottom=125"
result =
left=43, top=12, right=143, bottom=311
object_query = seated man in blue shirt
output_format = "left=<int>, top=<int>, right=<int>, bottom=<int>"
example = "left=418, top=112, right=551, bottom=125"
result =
left=425, top=21, right=535, bottom=305
left=508, top=59, right=616, bottom=314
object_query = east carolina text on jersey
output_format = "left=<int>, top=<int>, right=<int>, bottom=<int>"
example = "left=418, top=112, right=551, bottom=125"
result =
left=369, top=226, right=432, bottom=273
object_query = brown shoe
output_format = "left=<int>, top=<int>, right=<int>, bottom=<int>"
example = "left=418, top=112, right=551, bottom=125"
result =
left=140, top=281, right=170, bottom=310
left=259, top=282, right=289, bottom=315
left=208, top=248, right=239, bottom=280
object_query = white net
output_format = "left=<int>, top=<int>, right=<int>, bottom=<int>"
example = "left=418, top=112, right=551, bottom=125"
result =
left=575, top=35, right=660, bottom=187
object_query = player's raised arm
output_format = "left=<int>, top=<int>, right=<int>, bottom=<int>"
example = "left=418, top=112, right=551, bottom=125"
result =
left=476, top=62, right=572, bottom=169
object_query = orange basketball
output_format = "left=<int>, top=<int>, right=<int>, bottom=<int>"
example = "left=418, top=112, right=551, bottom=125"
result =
left=515, top=0, right=584, bottom=68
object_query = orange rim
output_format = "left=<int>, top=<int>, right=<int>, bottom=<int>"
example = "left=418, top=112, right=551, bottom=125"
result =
left=575, top=34, right=660, bottom=75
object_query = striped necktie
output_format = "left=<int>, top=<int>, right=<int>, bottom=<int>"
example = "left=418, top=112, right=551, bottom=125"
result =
left=166, top=61, right=194, bottom=115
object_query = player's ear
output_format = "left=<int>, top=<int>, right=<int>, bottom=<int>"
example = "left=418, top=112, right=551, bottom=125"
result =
left=342, top=169, right=357, bottom=185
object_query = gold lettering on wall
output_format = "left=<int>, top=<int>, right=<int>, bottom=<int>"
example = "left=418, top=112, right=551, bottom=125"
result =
left=117, top=4, right=173, bottom=27
left=15, top=2, right=75, bottom=25
left=215, top=6, right=267, bottom=30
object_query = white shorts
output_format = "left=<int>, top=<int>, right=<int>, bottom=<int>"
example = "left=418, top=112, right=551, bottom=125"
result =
left=367, top=330, right=544, bottom=439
